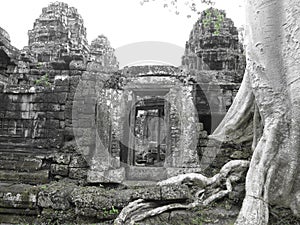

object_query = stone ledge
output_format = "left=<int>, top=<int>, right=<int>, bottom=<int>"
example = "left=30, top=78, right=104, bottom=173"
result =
left=166, top=167, right=202, bottom=178
left=0, top=170, right=49, bottom=184
left=0, top=179, right=192, bottom=224
left=125, top=166, right=167, bottom=181
left=87, top=167, right=125, bottom=184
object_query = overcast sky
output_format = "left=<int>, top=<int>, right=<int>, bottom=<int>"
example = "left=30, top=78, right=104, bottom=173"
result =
left=0, top=0, right=245, bottom=67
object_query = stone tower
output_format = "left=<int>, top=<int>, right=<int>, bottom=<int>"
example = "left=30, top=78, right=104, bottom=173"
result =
left=182, top=8, right=246, bottom=133
left=89, top=35, right=119, bottom=70
left=28, top=2, right=89, bottom=62
left=182, top=8, right=245, bottom=75
left=0, top=27, right=18, bottom=84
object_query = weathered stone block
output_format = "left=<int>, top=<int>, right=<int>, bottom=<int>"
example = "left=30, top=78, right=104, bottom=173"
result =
left=0, top=183, right=38, bottom=209
left=126, top=166, right=167, bottom=181
left=131, top=186, right=161, bottom=200
left=38, top=181, right=77, bottom=210
left=4, top=111, right=21, bottom=119
left=53, top=153, right=71, bottom=165
left=75, top=207, right=97, bottom=217
left=70, top=70, right=84, bottom=76
left=30, top=69, right=43, bottom=75
left=5, top=103, right=18, bottom=111
left=54, top=77, right=70, bottom=86
left=38, top=208, right=76, bottom=224
left=0, top=170, right=49, bottom=184
left=198, top=138, right=208, bottom=146
left=87, top=168, right=125, bottom=183
left=45, top=119, right=60, bottom=128
left=69, top=155, right=88, bottom=168
left=51, top=164, right=69, bottom=176
left=70, top=186, right=132, bottom=210
left=64, top=109, right=73, bottom=120
left=69, top=168, right=87, bottom=179
left=86, top=62, right=108, bottom=72
left=69, top=60, right=86, bottom=71
left=161, top=184, right=190, bottom=201
left=44, top=93, right=59, bottom=103
left=46, top=111, right=65, bottom=120
left=53, top=85, right=69, bottom=92
left=56, top=93, right=68, bottom=103
left=0, top=158, right=43, bottom=172
left=0, top=213, right=37, bottom=224
left=50, top=61, right=69, bottom=70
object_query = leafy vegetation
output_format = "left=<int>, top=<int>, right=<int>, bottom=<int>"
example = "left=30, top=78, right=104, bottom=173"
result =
left=139, top=1, right=223, bottom=34
left=202, top=8, right=224, bottom=35
left=102, top=206, right=119, bottom=217
left=140, top=0, right=215, bottom=18
left=34, top=74, right=50, bottom=87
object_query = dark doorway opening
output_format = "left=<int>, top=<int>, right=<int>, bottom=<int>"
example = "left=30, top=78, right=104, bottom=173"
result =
left=134, top=104, right=166, bottom=167
left=120, top=90, right=170, bottom=167
left=193, top=84, right=212, bottom=134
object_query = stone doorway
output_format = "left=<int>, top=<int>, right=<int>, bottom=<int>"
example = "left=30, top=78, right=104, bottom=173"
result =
left=133, top=100, right=166, bottom=167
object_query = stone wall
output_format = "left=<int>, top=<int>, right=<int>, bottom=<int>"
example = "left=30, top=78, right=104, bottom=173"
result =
left=182, top=8, right=245, bottom=73
left=0, top=3, right=251, bottom=223
left=90, top=35, right=119, bottom=71
left=0, top=67, right=89, bottom=184
left=0, top=61, right=248, bottom=185
left=0, top=3, right=249, bottom=183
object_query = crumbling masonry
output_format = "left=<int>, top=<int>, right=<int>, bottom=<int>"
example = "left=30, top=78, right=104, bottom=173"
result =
left=0, top=3, right=248, bottom=223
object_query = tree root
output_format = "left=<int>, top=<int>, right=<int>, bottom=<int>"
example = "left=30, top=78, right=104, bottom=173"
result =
left=114, top=160, right=249, bottom=225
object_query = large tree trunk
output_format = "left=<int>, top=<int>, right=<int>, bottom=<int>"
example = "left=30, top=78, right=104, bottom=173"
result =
left=211, top=0, right=300, bottom=224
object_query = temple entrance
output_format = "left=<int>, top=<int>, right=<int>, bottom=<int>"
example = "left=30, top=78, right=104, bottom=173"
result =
left=134, top=105, right=166, bottom=166
left=130, top=97, right=168, bottom=167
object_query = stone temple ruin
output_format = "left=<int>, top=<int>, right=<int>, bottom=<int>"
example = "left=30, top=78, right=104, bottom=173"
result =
left=0, top=3, right=248, bottom=224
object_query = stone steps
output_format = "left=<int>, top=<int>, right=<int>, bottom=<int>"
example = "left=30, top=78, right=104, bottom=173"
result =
left=0, top=182, right=39, bottom=224
left=0, top=184, right=38, bottom=209
left=0, top=150, right=49, bottom=160
left=0, top=150, right=50, bottom=185
left=125, top=166, right=167, bottom=181
left=0, top=159, right=43, bottom=172
left=0, top=170, right=49, bottom=184
left=0, top=214, right=37, bottom=224
left=0, top=145, right=51, bottom=154
left=0, top=144, right=51, bottom=184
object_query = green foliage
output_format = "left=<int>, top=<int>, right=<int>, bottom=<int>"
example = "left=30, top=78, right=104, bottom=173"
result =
left=40, top=185, right=47, bottom=190
left=202, top=8, right=224, bottom=35
left=102, top=206, right=119, bottom=217
left=34, top=74, right=51, bottom=87
left=140, top=1, right=224, bottom=34
left=109, top=206, right=119, bottom=215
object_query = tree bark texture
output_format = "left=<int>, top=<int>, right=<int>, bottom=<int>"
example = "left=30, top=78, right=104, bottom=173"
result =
left=211, top=0, right=300, bottom=224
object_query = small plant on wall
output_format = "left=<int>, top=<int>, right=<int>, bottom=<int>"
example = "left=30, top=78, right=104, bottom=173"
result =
left=202, top=8, right=224, bottom=35
left=34, top=73, right=51, bottom=87
left=102, top=206, right=119, bottom=217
